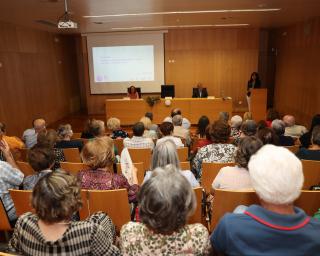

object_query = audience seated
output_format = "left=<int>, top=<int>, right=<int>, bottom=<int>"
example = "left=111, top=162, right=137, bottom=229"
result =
left=230, top=115, right=242, bottom=144
left=0, top=122, right=25, bottom=151
left=266, top=108, right=280, bottom=127
left=157, top=122, right=184, bottom=148
left=210, top=145, right=320, bottom=255
left=81, top=118, right=95, bottom=139
left=140, top=116, right=158, bottom=140
left=107, top=117, right=128, bottom=139
left=9, top=169, right=120, bottom=255
left=171, top=108, right=191, bottom=129
left=55, top=124, right=83, bottom=151
left=37, top=129, right=65, bottom=170
left=296, top=125, right=320, bottom=161
left=81, top=119, right=105, bottom=139
left=218, top=112, right=229, bottom=123
left=123, top=122, right=154, bottom=150
left=192, top=121, right=236, bottom=179
left=120, top=166, right=210, bottom=255
left=256, top=127, right=279, bottom=145
left=0, top=139, right=24, bottom=224
left=192, top=116, right=212, bottom=151
left=271, top=119, right=295, bottom=146
left=299, top=114, right=320, bottom=148
left=172, top=115, right=191, bottom=145
left=257, top=120, right=267, bottom=131
left=79, top=137, right=139, bottom=203
left=23, top=146, right=53, bottom=190
left=144, top=140, right=199, bottom=188
left=22, top=118, right=46, bottom=148
left=243, top=111, right=253, bottom=121
left=240, top=120, right=257, bottom=138
left=144, top=112, right=158, bottom=132
left=283, top=115, right=307, bottom=138
left=212, top=136, right=263, bottom=190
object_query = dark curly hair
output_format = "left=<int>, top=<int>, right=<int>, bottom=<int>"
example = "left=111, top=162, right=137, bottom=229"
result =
left=235, top=137, right=263, bottom=169
left=208, top=121, right=231, bottom=143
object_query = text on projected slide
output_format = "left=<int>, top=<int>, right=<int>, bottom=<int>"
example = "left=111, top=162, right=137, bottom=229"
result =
left=93, top=45, right=155, bottom=83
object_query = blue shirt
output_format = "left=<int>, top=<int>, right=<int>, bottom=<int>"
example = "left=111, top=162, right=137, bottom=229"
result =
left=211, top=204, right=320, bottom=256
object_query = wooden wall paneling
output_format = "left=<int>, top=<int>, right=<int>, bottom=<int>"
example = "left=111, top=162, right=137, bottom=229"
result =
left=273, top=17, right=320, bottom=127
left=0, top=21, right=81, bottom=136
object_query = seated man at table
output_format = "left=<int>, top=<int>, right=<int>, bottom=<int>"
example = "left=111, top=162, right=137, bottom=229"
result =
left=192, top=82, right=208, bottom=98
left=123, top=122, right=154, bottom=150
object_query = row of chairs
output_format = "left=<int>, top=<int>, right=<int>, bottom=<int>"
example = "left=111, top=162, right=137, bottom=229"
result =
left=2, top=188, right=319, bottom=235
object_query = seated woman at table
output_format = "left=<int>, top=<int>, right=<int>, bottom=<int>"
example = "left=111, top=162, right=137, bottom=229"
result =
left=9, top=169, right=120, bottom=255
left=120, top=165, right=210, bottom=255
left=127, top=85, right=139, bottom=99
left=78, top=136, right=139, bottom=203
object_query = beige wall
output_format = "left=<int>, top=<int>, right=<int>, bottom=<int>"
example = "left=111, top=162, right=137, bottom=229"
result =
left=78, top=28, right=260, bottom=115
left=0, top=21, right=80, bottom=136
left=273, top=17, right=320, bottom=127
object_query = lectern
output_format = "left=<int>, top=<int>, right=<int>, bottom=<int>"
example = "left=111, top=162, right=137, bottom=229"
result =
left=251, top=88, right=267, bottom=122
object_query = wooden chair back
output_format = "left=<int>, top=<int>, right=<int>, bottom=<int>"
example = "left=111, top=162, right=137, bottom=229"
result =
left=86, top=189, right=131, bottom=233
left=116, top=162, right=145, bottom=185
left=284, top=145, right=299, bottom=154
left=301, top=160, right=320, bottom=189
left=9, top=190, right=33, bottom=216
left=177, top=147, right=188, bottom=161
left=113, top=138, right=124, bottom=155
left=211, top=189, right=258, bottom=231
left=71, top=132, right=82, bottom=139
left=201, top=162, right=235, bottom=193
left=60, top=162, right=90, bottom=176
left=63, top=148, right=81, bottom=163
left=128, top=148, right=152, bottom=170
left=295, top=190, right=320, bottom=216
left=180, top=161, right=191, bottom=170
left=188, top=187, right=203, bottom=224
left=79, top=190, right=90, bottom=220
left=0, top=200, right=12, bottom=231
left=16, top=161, right=35, bottom=176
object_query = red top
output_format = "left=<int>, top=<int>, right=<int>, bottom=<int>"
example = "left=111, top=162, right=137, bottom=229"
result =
left=78, top=168, right=139, bottom=203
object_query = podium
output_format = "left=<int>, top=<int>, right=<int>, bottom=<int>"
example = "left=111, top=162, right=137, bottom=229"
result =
left=251, top=89, right=267, bottom=122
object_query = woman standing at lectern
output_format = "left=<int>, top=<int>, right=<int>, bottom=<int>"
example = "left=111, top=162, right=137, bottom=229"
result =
left=127, top=85, right=140, bottom=99
left=246, top=72, right=261, bottom=112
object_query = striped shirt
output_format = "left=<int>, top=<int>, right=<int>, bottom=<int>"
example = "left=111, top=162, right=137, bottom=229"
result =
left=9, top=212, right=120, bottom=256
left=123, top=136, right=154, bottom=149
left=0, top=161, right=24, bottom=221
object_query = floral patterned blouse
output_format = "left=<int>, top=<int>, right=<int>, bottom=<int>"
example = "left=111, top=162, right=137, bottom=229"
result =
left=120, top=222, right=210, bottom=256
left=78, top=168, right=139, bottom=203
left=192, top=143, right=237, bottom=179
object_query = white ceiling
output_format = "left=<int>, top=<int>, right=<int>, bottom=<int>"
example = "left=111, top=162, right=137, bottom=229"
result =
left=0, top=0, right=320, bottom=33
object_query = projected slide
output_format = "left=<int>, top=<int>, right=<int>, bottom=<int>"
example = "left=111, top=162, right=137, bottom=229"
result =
left=92, top=45, right=155, bottom=83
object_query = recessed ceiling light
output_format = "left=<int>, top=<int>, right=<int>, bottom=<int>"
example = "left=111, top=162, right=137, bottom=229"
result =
left=83, top=8, right=280, bottom=18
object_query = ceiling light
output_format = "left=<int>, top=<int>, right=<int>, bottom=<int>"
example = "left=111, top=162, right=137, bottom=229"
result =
left=110, top=24, right=249, bottom=31
left=84, top=8, right=280, bottom=18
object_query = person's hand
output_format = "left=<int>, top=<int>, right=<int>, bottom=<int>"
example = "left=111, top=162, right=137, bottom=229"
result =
left=0, top=139, right=11, bottom=156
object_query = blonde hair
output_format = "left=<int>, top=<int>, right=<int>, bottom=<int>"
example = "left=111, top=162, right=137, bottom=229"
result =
left=140, top=117, right=152, bottom=130
left=81, top=137, right=115, bottom=169
left=107, top=117, right=121, bottom=131
left=243, top=112, right=253, bottom=121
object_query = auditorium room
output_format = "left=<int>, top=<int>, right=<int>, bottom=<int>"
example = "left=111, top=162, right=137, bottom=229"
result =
left=1, top=0, right=320, bottom=255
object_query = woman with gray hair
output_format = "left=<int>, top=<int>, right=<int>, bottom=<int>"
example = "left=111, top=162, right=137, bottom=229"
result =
left=143, top=140, right=199, bottom=187
left=55, top=124, right=83, bottom=151
left=211, top=145, right=320, bottom=255
left=120, top=165, right=210, bottom=255
left=271, top=119, right=294, bottom=146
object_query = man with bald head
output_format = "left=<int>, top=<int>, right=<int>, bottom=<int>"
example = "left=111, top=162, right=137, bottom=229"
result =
left=283, top=115, right=307, bottom=138
left=22, top=118, right=46, bottom=148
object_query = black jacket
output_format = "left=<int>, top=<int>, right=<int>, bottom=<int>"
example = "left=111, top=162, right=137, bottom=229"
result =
left=192, top=88, right=208, bottom=98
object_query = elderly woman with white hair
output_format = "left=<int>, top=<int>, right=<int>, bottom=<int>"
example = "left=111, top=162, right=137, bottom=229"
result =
left=230, top=115, right=243, bottom=144
left=143, top=140, right=199, bottom=187
left=211, top=145, right=320, bottom=255
left=106, top=117, right=128, bottom=139
left=120, top=165, right=210, bottom=255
